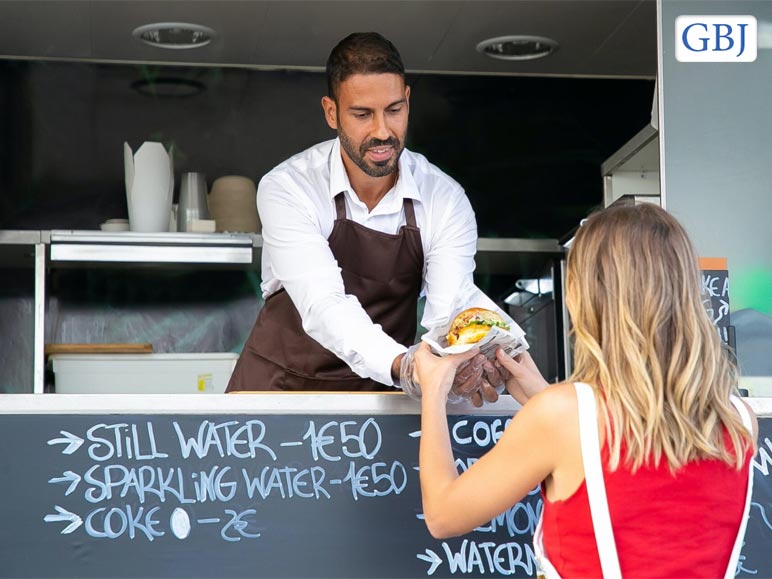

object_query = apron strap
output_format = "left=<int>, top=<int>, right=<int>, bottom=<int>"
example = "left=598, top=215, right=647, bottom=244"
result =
left=575, top=382, right=623, bottom=579
left=403, top=198, right=417, bottom=228
left=724, top=395, right=755, bottom=579
left=334, top=192, right=347, bottom=220
left=334, top=194, right=417, bottom=230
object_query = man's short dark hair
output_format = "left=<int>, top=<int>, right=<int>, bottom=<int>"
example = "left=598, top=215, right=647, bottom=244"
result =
left=326, top=32, right=405, bottom=100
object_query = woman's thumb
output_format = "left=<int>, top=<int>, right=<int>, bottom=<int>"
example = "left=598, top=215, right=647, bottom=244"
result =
left=496, top=348, right=522, bottom=374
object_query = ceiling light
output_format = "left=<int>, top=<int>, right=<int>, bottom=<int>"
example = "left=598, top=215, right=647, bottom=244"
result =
left=476, top=35, right=558, bottom=61
left=132, top=22, right=216, bottom=50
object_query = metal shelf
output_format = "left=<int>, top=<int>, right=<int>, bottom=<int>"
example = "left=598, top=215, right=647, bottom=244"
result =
left=2, top=229, right=561, bottom=394
left=48, top=230, right=257, bottom=265
left=601, top=123, right=660, bottom=207
left=476, top=238, right=563, bottom=275
left=2, top=231, right=562, bottom=275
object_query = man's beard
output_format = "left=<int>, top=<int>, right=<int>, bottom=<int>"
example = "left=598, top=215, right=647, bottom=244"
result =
left=338, top=127, right=403, bottom=178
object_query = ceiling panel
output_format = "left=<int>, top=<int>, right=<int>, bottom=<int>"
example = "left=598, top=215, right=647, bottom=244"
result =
left=0, top=1, right=92, bottom=59
left=0, top=0, right=657, bottom=77
left=576, top=0, right=657, bottom=77
left=253, top=1, right=461, bottom=70
left=428, top=0, right=655, bottom=77
left=89, top=1, right=268, bottom=65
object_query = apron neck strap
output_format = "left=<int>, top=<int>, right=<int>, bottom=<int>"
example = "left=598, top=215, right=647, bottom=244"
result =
left=334, top=192, right=418, bottom=229
left=403, top=198, right=417, bottom=228
left=334, top=192, right=347, bottom=220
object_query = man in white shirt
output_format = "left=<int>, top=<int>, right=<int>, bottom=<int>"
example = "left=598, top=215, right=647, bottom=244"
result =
left=227, top=32, right=503, bottom=404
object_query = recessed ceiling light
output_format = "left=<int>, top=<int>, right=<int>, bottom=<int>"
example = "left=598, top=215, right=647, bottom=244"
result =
left=132, top=22, right=216, bottom=50
left=476, top=35, right=559, bottom=61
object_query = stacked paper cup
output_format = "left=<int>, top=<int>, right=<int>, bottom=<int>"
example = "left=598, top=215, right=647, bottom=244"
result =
left=208, top=176, right=260, bottom=233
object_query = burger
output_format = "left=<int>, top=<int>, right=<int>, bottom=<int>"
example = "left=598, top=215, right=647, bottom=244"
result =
left=446, top=307, right=510, bottom=346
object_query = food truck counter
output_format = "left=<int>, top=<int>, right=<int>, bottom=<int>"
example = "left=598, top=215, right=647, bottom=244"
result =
left=1, top=393, right=771, bottom=578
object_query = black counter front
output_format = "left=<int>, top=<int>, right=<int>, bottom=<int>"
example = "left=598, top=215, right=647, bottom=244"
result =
left=1, top=394, right=770, bottom=578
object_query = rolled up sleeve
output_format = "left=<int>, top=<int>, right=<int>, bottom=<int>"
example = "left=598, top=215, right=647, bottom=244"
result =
left=421, top=188, right=477, bottom=330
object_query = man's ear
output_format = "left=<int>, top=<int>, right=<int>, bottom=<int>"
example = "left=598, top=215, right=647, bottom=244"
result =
left=321, top=96, right=338, bottom=130
left=405, top=85, right=411, bottom=109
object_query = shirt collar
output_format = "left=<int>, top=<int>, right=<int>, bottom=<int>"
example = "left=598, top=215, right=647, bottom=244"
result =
left=328, top=137, right=421, bottom=205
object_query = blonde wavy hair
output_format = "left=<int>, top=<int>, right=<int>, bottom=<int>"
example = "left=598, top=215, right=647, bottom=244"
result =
left=566, top=203, right=753, bottom=472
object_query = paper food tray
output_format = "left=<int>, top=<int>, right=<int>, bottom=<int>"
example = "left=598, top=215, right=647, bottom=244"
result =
left=421, top=280, right=529, bottom=360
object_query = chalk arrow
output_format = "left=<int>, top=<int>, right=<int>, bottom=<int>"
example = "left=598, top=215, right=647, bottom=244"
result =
left=44, top=506, right=83, bottom=534
left=47, top=431, right=84, bottom=455
left=417, top=548, right=442, bottom=575
left=48, top=471, right=82, bottom=496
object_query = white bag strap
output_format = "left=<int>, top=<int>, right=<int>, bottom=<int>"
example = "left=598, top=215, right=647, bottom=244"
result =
left=532, top=510, right=563, bottom=579
left=724, top=396, right=755, bottom=579
left=575, top=382, right=623, bottom=579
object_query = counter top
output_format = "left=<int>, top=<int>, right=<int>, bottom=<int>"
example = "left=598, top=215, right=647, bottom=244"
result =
left=0, top=392, right=517, bottom=415
left=2, top=392, right=770, bottom=416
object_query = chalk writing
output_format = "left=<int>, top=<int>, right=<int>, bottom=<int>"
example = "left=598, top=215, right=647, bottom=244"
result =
left=752, top=437, right=772, bottom=476
left=343, top=460, right=408, bottom=499
left=751, top=502, right=772, bottom=531
left=32, top=414, right=580, bottom=577
left=452, top=418, right=512, bottom=447
left=241, top=466, right=329, bottom=500
left=475, top=488, right=542, bottom=537
left=172, top=420, right=276, bottom=460
left=221, top=509, right=261, bottom=542
left=417, top=539, right=536, bottom=576
left=83, top=464, right=196, bottom=504
left=702, top=272, right=729, bottom=299
left=701, top=270, right=731, bottom=347
left=85, top=505, right=164, bottom=541
left=303, top=418, right=382, bottom=461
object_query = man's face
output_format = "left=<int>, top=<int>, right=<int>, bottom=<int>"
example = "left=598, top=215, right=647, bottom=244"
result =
left=322, top=73, right=410, bottom=178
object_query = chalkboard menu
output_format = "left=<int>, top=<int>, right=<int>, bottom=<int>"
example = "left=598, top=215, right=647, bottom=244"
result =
left=700, top=257, right=735, bottom=349
left=739, top=419, right=772, bottom=577
left=0, top=413, right=540, bottom=578
left=1, top=412, right=770, bottom=578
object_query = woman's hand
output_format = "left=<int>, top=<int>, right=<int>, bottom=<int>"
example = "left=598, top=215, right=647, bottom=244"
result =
left=494, top=348, right=550, bottom=405
left=414, top=343, right=480, bottom=402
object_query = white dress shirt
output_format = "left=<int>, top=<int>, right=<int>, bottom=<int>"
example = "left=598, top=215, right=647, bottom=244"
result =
left=257, top=138, right=477, bottom=386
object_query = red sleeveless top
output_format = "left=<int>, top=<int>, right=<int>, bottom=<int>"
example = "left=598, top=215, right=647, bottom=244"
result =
left=541, top=437, right=752, bottom=578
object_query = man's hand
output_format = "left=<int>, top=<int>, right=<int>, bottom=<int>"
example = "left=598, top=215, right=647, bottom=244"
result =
left=450, top=354, right=485, bottom=399
left=452, top=355, right=510, bottom=407
left=483, top=358, right=509, bottom=390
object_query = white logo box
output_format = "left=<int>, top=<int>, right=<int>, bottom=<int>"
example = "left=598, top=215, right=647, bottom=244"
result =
left=676, top=15, right=757, bottom=62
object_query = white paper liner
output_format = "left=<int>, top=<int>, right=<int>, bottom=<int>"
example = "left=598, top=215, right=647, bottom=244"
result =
left=422, top=279, right=529, bottom=360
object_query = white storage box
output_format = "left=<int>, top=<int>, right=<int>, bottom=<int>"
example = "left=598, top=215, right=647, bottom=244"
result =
left=51, top=353, right=239, bottom=394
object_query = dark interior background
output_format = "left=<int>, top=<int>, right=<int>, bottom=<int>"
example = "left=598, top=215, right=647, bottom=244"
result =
left=0, top=60, right=654, bottom=238
left=0, top=59, right=654, bottom=392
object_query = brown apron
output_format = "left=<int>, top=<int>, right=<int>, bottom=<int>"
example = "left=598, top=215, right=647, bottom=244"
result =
left=227, top=192, right=424, bottom=392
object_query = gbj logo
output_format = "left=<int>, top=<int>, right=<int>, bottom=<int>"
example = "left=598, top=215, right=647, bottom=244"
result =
left=676, top=15, right=757, bottom=62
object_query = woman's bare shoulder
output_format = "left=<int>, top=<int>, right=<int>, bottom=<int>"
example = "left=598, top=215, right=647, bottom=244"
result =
left=532, top=381, right=578, bottom=406
left=519, top=382, right=580, bottom=426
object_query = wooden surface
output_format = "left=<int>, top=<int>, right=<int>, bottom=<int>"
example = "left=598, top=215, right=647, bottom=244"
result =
left=44, top=343, right=153, bottom=355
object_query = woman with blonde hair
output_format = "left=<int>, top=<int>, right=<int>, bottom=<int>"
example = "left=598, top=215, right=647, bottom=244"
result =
left=415, top=203, right=757, bottom=578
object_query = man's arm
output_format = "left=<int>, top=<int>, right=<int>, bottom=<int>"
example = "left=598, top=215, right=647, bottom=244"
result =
left=421, top=186, right=504, bottom=404
left=259, top=176, right=406, bottom=386
left=421, top=188, right=477, bottom=328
